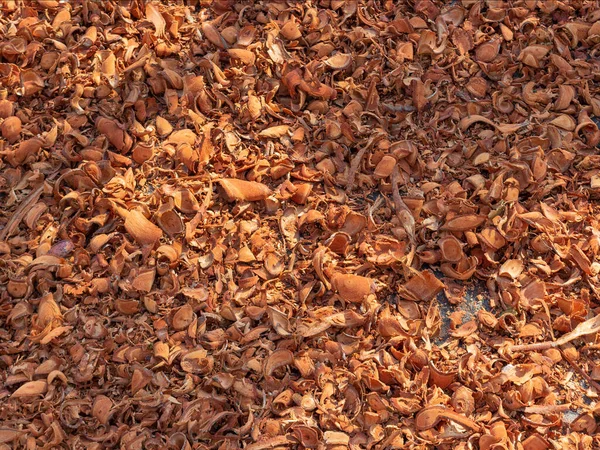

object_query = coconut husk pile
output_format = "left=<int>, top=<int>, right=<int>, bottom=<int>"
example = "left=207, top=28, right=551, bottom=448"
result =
left=1, top=1, right=600, bottom=449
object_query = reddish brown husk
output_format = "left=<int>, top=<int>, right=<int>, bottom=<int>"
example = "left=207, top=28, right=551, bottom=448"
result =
left=2, top=2, right=600, bottom=449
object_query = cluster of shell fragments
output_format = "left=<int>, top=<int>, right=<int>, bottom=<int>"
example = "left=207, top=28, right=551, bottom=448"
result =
left=1, top=0, right=600, bottom=449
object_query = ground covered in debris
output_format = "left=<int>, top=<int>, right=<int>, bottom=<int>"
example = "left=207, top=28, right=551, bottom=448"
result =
left=1, top=0, right=600, bottom=449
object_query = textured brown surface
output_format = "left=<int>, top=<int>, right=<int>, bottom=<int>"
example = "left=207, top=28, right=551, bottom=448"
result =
left=1, top=1, right=600, bottom=448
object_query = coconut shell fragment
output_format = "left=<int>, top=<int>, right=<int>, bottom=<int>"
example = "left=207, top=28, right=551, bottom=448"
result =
left=218, top=178, right=271, bottom=202
left=330, top=272, right=375, bottom=303
left=10, top=380, right=48, bottom=398
left=1, top=116, right=21, bottom=143
left=415, top=405, right=481, bottom=432
left=123, top=210, right=163, bottom=247
left=92, top=395, right=113, bottom=425
left=96, top=117, right=133, bottom=153
left=441, top=214, right=486, bottom=232
left=325, top=53, right=353, bottom=70
left=398, top=270, right=444, bottom=302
